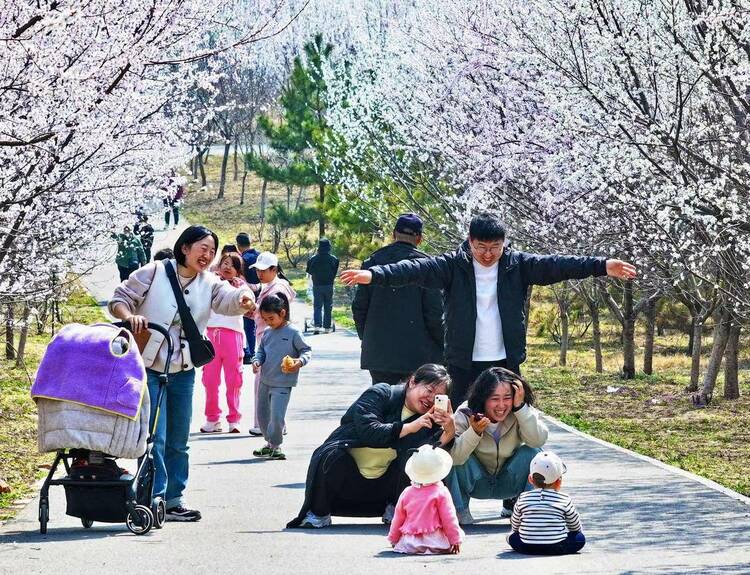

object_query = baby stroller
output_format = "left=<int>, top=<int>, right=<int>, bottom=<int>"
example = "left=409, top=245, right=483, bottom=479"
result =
left=35, top=321, right=172, bottom=535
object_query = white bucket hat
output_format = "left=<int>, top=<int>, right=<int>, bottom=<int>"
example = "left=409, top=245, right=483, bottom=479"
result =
left=530, top=451, right=567, bottom=484
left=405, top=444, right=453, bottom=485
left=249, top=251, right=278, bottom=270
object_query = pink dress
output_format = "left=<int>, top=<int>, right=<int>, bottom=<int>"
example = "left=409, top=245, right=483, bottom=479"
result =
left=388, top=481, right=464, bottom=555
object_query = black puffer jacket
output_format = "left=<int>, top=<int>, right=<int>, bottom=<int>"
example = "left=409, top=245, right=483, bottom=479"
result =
left=306, top=238, right=339, bottom=286
left=352, top=241, right=444, bottom=373
left=287, top=383, right=445, bottom=527
left=369, top=241, right=607, bottom=370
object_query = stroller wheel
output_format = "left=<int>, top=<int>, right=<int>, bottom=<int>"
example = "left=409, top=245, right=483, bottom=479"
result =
left=126, top=505, right=154, bottom=535
left=39, top=500, right=49, bottom=535
left=81, top=518, right=94, bottom=529
left=152, top=498, right=166, bottom=529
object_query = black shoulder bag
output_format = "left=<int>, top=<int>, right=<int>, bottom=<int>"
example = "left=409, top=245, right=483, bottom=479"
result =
left=164, top=261, right=216, bottom=368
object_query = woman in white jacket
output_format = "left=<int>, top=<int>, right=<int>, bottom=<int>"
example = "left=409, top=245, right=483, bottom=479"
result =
left=110, top=225, right=256, bottom=522
left=446, top=367, right=548, bottom=526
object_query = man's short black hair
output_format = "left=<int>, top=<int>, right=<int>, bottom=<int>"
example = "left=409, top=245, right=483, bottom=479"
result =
left=469, top=212, right=506, bottom=242
left=236, top=232, right=250, bottom=247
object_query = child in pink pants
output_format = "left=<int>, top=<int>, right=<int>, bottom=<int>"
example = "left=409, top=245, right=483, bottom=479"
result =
left=201, top=253, right=247, bottom=433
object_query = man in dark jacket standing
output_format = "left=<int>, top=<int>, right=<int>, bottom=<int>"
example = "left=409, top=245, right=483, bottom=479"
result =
left=306, top=238, right=339, bottom=334
left=342, top=212, right=636, bottom=404
left=237, top=232, right=260, bottom=363
left=352, top=214, right=444, bottom=385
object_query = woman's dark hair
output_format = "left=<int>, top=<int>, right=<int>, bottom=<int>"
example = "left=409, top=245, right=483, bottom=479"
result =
left=173, top=225, right=219, bottom=266
left=221, top=243, right=238, bottom=255
left=467, top=367, right=535, bottom=414
left=153, top=248, right=174, bottom=261
left=409, top=363, right=451, bottom=392
left=220, top=252, right=244, bottom=276
left=259, top=292, right=291, bottom=321
left=469, top=211, right=506, bottom=242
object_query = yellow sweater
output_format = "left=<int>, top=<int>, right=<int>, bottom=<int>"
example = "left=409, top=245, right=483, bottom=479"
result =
left=349, top=405, right=415, bottom=479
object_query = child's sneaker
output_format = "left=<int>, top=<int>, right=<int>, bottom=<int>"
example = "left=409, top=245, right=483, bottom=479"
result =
left=200, top=420, right=223, bottom=433
left=248, top=427, right=263, bottom=436
left=300, top=510, right=331, bottom=528
left=228, top=423, right=241, bottom=434
left=267, top=448, right=286, bottom=460
left=253, top=445, right=273, bottom=457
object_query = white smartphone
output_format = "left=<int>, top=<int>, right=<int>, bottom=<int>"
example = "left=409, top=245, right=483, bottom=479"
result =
left=434, top=394, right=449, bottom=412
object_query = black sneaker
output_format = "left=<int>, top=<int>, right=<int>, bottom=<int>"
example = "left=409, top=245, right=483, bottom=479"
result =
left=165, top=505, right=202, bottom=522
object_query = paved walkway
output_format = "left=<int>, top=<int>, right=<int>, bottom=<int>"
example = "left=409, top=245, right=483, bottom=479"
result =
left=2, top=240, right=750, bottom=574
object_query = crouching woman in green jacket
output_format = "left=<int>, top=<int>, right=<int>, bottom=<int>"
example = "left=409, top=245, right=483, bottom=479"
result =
left=447, top=367, right=547, bottom=525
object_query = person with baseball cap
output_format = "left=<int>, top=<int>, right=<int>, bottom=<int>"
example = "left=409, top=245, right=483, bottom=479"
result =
left=507, top=451, right=586, bottom=555
left=351, top=213, right=444, bottom=385
left=341, top=210, right=637, bottom=406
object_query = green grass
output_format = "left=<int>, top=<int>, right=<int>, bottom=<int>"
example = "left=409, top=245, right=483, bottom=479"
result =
left=0, top=283, right=107, bottom=520
left=185, top=154, right=750, bottom=497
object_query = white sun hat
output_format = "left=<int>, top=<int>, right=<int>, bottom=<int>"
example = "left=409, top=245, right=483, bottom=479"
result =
left=249, top=251, right=279, bottom=270
left=405, top=444, right=454, bottom=485
left=529, top=451, right=567, bottom=484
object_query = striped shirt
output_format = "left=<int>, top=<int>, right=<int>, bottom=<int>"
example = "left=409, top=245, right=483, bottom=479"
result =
left=510, top=489, right=582, bottom=545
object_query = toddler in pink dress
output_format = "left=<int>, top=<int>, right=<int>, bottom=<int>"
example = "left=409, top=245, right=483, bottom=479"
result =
left=388, top=444, right=464, bottom=555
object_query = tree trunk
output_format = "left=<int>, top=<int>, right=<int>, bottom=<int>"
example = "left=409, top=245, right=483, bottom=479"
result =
left=233, top=136, right=239, bottom=182
left=687, top=315, right=696, bottom=356
left=643, top=298, right=657, bottom=375
left=694, top=309, right=731, bottom=406
left=260, top=179, right=268, bottom=221
left=687, top=319, right=703, bottom=392
left=198, top=148, right=207, bottom=187
left=190, top=147, right=197, bottom=179
left=723, top=323, right=741, bottom=400
left=240, top=168, right=248, bottom=206
left=523, top=286, right=533, bottom=336
left=559, top=304, right=569, bottom=367
left=286, top=184, right=292, bottom=211
left=621, top=282, right=636, bottom=379
left=591, top=304, right=603, bottom=373
left=15, top=303, right=30, bottom=368
left=217, top=141, right=231, bottom=199
left=5, top=303, right=14, bottom=360
left=318, top=182, right=326, bottom=237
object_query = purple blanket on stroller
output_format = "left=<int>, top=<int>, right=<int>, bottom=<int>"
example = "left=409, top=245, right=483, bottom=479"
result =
left=31, top=323, right=146, bottom=420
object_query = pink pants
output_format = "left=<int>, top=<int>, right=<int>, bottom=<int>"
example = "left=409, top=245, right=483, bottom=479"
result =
left=202, top=327, right=244, bottom=423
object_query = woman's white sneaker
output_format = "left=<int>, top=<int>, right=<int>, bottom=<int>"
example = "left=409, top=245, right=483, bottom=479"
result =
left=300, top=511, right=331, bottom=528
left=200, top=421, right=223, bottom=433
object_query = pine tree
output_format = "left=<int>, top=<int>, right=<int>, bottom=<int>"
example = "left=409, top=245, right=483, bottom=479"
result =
left=248, top=34, right=332, bottom=237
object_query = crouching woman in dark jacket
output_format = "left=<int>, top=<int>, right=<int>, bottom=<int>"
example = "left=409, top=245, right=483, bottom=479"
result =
left=287, top=364, right=455, bottom=528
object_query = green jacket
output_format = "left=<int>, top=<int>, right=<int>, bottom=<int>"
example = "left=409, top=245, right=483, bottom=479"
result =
left=112, top=233, right=146, bottom=268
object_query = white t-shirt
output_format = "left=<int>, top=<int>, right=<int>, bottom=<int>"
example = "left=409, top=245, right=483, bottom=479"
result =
left=472, top=259, right=506, bottom=361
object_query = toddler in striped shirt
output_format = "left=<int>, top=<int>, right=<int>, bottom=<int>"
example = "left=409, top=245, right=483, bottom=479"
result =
left=507, top=451, right=586, bottom=555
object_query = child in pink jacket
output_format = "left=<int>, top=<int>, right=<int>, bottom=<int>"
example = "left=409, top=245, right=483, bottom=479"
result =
left=388, top=444, right=464, bottom=555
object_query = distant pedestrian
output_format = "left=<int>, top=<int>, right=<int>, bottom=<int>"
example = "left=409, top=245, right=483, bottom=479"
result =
left=135, top=215, right=155, bottom=263
left=252, top=293, right=311, bottom=461
left=153, top=248, right=174, bottom=261
left=507, top=451, right=586, bottom=556
left=306, top=238, right=339, bottom=333
left=236, top=232, right=260, bottom=364
left=351, top=213, right=444, bottom=385
left=112, top=225, right=146, bottom=281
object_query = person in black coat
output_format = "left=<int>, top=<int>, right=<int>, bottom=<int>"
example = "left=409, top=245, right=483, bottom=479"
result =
left=352, top=213, right=444, bottom=385
left=306, top=238, right=339, bottom=333
left=237, top=232, right=260, bottom=363
left=342, top=211, right=637, bottom=406
left=287, top=364, right=455, bottom=529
